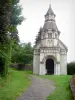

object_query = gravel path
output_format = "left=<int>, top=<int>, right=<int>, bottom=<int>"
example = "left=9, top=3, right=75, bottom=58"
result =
left=16, top=76, right=55, bottom=100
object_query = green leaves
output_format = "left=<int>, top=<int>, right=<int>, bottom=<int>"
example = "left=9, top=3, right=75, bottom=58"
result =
left=67, top=62, right=75, bottom=75
left=11, top=5, right=24, bottom=25
left=0, top=0, right=12, bottom=77
left=11, top=0, right=19, bottom=5
left=11, top=43, right=33, bottom=65
left=0, top=0, right=24, bottom=77
left=10, top=0, right=25, bottom=43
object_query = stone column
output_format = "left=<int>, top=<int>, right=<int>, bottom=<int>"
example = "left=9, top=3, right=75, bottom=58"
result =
left=55, top=62, right=60, bottom=75
left=55, top=52, right=60, bottom=75
left=39, top=62, right=46, bottom=75
left=56, top=62, right=60, bottom=75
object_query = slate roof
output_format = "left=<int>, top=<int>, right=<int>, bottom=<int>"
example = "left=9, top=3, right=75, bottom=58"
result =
left=59, top=39, right=68, bottom=51
left=43, top=21, right=58, bottom=31
left=44, top=5, right=59, bottom=32
left=45, top=5, right=55, bottom=16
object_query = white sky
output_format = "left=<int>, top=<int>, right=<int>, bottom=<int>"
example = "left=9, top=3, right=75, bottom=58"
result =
left=17, top=0, right=75, bottom=62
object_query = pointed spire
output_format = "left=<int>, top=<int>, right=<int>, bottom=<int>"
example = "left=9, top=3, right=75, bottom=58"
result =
left=43, top=2, right=59, bottom=32
left=49, top=0, right=51, bottom=7
left=45, top=2, right=55, bottom=17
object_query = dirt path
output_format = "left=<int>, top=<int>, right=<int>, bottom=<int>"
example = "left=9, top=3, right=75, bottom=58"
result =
left=16, top=76, right=55, bottom=100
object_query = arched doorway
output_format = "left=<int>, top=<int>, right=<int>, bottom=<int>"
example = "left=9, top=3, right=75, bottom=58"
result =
left=46, top=58, right=54, bottom=75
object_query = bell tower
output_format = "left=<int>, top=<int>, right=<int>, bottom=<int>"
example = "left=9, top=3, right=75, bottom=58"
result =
left=41, top=4, right=60, bottom=47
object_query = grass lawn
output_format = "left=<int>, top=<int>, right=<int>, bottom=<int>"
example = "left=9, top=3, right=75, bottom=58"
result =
left=40, top=75, right=72, bottom=100
left=0, top=69, right=32, bottom=100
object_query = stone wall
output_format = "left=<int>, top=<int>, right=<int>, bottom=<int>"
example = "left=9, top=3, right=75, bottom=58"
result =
left=70, top=75, right=75, bottom=100
left=9, top=63, right=33, bottom=71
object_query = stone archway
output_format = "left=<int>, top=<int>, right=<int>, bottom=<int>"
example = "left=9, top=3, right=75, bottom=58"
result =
left=46, top=58, right=54, bottom=75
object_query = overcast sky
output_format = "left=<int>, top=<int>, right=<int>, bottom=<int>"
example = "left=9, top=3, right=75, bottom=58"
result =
left=17, top=0, right=75, bottom=62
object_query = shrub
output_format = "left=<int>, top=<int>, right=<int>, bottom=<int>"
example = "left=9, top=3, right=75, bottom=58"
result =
left=67, top=62, right=75, bottom=75
left=11, top=43, right=33, bottom=65
left=0, top=41, right=12, bottom=77
left=0, top=52, right=8, bottom=77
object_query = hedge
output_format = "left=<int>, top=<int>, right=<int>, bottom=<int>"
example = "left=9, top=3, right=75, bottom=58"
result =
left=0, top=51, right=8, bottom=76
left=67, top=62, right=75, bottom=75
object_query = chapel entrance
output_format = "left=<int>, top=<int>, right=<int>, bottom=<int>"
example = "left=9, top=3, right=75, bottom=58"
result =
left=46, top=58, right=54, bottom=75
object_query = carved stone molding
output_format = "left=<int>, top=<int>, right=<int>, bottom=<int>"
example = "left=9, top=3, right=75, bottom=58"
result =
left=40, top=61, right=43, bottom=64
left=56, top=62, right=60, bottom=64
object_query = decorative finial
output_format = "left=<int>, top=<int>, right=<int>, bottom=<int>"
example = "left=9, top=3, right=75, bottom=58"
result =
left=49, top=0, right=51, bottom=7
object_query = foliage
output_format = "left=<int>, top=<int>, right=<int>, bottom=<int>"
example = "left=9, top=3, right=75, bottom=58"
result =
left=10, top=0, right=25, bottom=43
left=0, top=0, right=24, bottom=77
left=0, top=0, right=11, bottom=43
left=10, top=26, right=19, bottom=43
left=0, top=51, right=8, bottom=76
left=11, top=0, right=24, bottom=26
left=40, top=75, right=72, bottom=100
left=0, top=40, right=12, bottom=76
left=11, top=42, right=33, bottom=65
left=0, top=68, right=32, bottom=100
left=67, top=62, right=75, bottom=75
left=0, top=0, right=11, bottom=77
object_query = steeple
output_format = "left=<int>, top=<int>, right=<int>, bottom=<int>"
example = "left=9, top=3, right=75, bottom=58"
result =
left=43, top=3, right=59, bottom=33
left=35, top=3, right=60, bottom=45
left=45, top=3, right=55, bottom=17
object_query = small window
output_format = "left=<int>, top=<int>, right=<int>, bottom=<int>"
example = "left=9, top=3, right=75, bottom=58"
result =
left=43, top=33, right=45, bottom=39
left=48, top=33, right=52, bottom=38
left=55, top=34, right=57, bottom=38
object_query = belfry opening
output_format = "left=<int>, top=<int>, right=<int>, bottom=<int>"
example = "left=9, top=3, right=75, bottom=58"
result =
left=46, top=58, right=54, bottom=75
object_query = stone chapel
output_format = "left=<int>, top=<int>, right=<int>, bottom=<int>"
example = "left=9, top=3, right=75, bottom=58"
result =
left=33, top=4, right=68, bottom=75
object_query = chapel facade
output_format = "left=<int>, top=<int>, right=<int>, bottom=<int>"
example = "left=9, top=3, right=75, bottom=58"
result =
left=33, top=4, right=68, bottom=75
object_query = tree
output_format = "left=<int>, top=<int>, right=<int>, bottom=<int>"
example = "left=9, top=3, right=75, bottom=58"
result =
left=0, top=0, right=11, bottom=43
left=0, top=0, right=11, bottom=76
left=11, top=42, right=33, bottom=65
left=10, top=0, right=24, bottom=43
